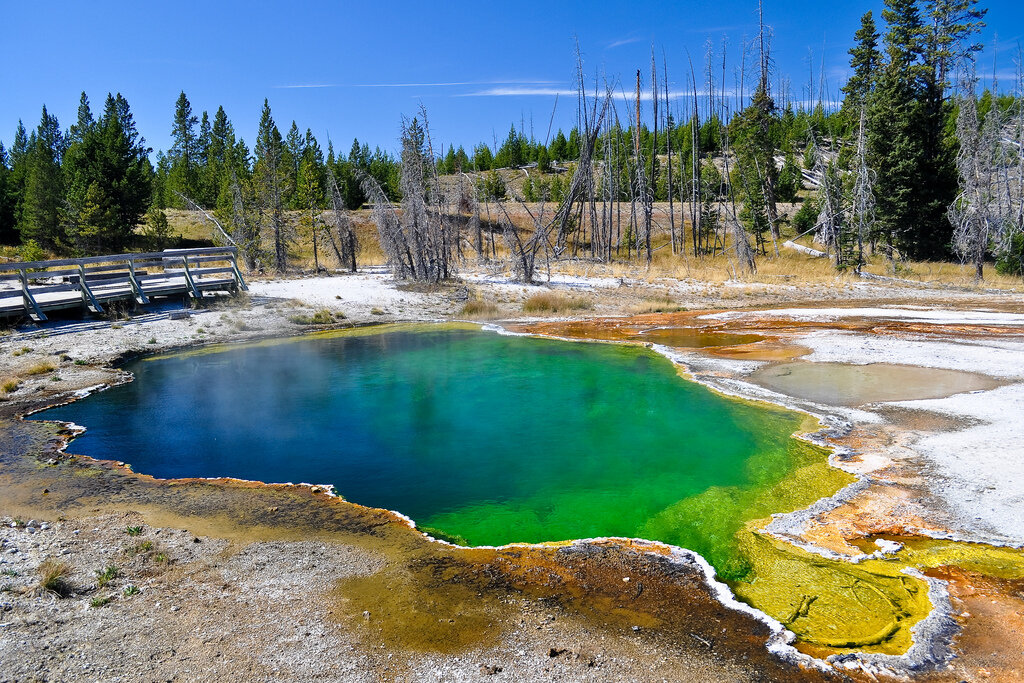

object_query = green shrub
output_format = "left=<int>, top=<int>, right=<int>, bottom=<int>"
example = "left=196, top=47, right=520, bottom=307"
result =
left=19, top=239, right=46, bottom=263
left=791, top=196, right=819, bottom=236
left=996, top=232, right=1024, bottom=277
left=95, top=565, right=119, bottom=588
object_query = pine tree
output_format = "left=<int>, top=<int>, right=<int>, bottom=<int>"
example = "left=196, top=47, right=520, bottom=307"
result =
left=168, top=92, right=199, bottom=206
left=63, top=94, right=153, bottom=253
left=549, top=130, right=568, bottom=160
left=68, top=92, right=95, bottom=145
left=254, top=100, right=289, bottom=272
left=0, top=143, right=15, bottom=244
left=284, top=121, right=304, bottom=207
left=330, top=138, right=366, bottom=210
left=924, top=0, right=987, bottom=103
left=296, top=136, right=325, bottom=271
left=18, top=106, right=64, bottom=249
left=454, top=145, right=469, bottom=172
left=196, top=111, right=213, bottom=205
left=842, top=12, right=881, bottom=115
left=733, top=80, right=781, bottom=246
left=472, top=143, right=493, bottom=171
left=495, top=124, right=524, bottom=168
left=865, top=0, right=985, bottom=262
left=6, top=122, right=31, bottom=235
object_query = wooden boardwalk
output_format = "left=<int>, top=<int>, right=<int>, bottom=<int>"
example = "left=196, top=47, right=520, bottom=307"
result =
left=0, top=247, right=247, bottom=322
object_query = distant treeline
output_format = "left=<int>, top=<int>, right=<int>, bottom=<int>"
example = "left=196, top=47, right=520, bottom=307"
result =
left=0, top=0, right=1021, bottom=279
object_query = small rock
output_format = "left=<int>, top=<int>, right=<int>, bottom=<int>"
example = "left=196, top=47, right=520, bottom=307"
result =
left=479, top=664, right=503, bottom=675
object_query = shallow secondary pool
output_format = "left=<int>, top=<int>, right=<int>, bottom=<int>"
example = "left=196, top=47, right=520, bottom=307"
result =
left=38, top=325, right=829, bottom=569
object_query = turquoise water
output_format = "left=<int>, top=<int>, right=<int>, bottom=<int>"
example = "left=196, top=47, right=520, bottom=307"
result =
left=38, top=327, right=811, bottom=557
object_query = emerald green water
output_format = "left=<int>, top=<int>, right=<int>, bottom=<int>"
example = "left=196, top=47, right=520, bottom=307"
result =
left=39, top=326, right=819, bottom=568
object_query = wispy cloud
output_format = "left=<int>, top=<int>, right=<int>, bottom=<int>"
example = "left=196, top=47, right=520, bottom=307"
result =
left=458, top=85, right=746, bottom=101
left=607, top=36, right=643, bottom=49
left=457, top=86, right=576, bottom=97
left=273, top=79, right=562, bottom=90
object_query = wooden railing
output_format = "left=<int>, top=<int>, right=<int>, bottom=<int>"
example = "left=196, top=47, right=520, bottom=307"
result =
left=0, top=247, right=247, bottom=321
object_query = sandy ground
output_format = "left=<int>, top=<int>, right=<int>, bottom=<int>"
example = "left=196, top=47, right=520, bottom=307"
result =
left=1, top=265, right=1023, bottom=682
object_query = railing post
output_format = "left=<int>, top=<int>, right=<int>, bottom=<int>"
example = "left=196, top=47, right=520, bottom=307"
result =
left=229, top=250, right=248, bottom=292
left=181, top=254, right=201, bottom=298
left=77, top=263, right=104, bottom=314
left=127, top=258, right=150, bottom=304
left=19, top=269, right=47, bottom=322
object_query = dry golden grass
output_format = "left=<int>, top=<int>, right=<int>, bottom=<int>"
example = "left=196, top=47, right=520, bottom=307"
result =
left=289, top=309, right=344, bottom=325
left=163, top=205, right=1024, bottom=291
left=36, top=559, right=72, bottom=597
left=627, top=296, right=687, bottom=315
left=2, top=378, right=20, bottom=393
left=522, top=292, right=594, bottom=314
left=459, top=299, right=501, bottom=319
left=164, top=209, right=387, bottom=273
left=25, top=362, right=56, bottom=376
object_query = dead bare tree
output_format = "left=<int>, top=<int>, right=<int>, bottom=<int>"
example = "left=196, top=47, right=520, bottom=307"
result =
left=815, top=160, right=846, bottom=266
left=551, top=56, right=613, bottom=263
left=632, top=70, right=653, bottom=264
left=950, top=69, right=992, bottom=281
left=688, top=54, right=704, bottom=257
left=850, top=107, right=876, bottom=273
left=664, top=55, right=676, bottom=254
left=648, top=52, right=658, bottom=264
left=456, top=172, right=484, bottom=262
left=325, top=166, right=358, bottom=272
left=720, top=107, right=757, bottom=275
left=363, top=112, right=456, bottom=283
left=229, top=170, right=263, bottom=271
left=951, top=63, right=1024, bottom=281
left=174, top=191, right=236, bottom=247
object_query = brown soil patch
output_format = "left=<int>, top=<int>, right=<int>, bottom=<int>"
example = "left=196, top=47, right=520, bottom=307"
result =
left=922, top=568, right=1024, bottom=682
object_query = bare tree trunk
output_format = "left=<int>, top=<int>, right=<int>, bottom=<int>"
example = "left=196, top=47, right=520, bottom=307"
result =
left=851, top=107, right=875, bottom=274
left=664, top=56, right=675, bottom=255
left=310, top=203, right=320, bottom=272
left=326, top=167, right=358, bottom=272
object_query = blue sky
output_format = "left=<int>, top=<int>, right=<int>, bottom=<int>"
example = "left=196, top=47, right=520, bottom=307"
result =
left=1, top=0, right=1022, bottom=158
